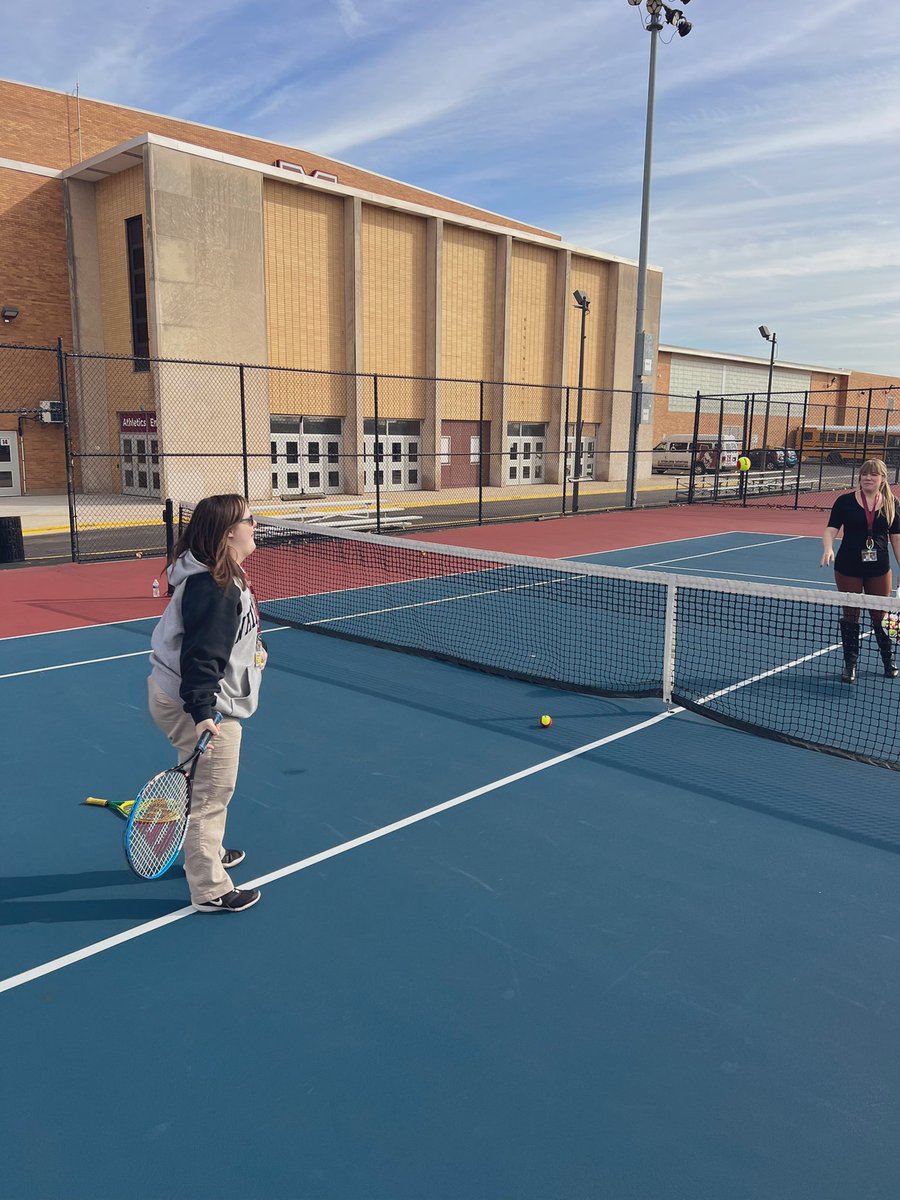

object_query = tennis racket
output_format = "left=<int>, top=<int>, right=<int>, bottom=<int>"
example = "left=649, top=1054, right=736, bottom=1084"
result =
left=84, top=796, right=134, bottom=819
left=124, top=713, right=222, bottom=879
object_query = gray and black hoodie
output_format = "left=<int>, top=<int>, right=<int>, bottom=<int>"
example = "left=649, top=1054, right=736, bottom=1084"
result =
left=149, top=551, right=263, bottom=723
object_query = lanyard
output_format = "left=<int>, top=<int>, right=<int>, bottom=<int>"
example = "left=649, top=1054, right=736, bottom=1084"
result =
left=861, top=491, right=878, bottom=545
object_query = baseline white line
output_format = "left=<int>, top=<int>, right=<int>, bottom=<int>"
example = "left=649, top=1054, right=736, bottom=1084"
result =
left=0, top=708, right=677, bottom=996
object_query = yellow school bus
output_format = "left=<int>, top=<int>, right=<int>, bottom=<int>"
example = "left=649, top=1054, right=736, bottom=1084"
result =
left=792, top=425, right=900, bottom=466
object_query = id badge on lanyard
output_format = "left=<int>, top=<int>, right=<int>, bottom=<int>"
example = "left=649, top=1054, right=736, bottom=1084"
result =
left=862, top=494, right=878, bottom=563
left=248, top=580, right=267, bottom=668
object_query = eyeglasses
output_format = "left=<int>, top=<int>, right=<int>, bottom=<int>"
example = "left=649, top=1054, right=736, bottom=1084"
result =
left=236, top=514, right=257, bottom=526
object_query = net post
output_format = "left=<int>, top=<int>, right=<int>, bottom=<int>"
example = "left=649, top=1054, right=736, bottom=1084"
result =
left=662, top=580, right=677, bottom=708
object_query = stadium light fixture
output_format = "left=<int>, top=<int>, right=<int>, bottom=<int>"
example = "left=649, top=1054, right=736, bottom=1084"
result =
left=624, top=0, right=696, bottom=510
left=758, top=325, right=777, bottom=454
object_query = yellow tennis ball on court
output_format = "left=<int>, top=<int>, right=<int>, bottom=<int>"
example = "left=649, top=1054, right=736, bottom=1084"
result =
left=540, top=714, right=552, bottom=728
left=738, top=456, right=751, bottom=473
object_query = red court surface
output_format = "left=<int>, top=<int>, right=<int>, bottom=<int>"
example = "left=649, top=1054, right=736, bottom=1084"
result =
left=1, top=505, right=825, bottom=638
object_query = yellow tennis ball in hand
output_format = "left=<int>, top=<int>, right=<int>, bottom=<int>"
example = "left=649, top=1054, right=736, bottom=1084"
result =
left=540, top=714, right=552, bottom=728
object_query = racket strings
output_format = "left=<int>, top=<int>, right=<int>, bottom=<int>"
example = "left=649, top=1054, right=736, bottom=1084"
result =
left=126, top=769, right=190, bottom=878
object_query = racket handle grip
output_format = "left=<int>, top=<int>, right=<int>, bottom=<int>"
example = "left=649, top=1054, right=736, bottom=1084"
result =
left=195, top=711, right=223, bottom=753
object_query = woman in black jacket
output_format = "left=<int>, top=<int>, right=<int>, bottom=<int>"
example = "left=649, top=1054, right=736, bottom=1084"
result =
left=822, top=459, right=900, bottom=683
left=148, top=495, right=266, bottom=911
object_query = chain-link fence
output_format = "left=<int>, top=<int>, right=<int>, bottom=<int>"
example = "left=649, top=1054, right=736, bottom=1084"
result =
left=2, top=344, right=686, bottom=563
left=6, top=342, right=890, bottom=565
left=672, top=387, right=900, bottom=510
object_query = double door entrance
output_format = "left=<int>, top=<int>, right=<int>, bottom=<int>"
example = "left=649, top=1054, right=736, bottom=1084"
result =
left=270, top=418, right=343, bottom=495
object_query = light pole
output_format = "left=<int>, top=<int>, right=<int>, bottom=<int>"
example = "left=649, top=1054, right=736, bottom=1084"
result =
left=758, top=325, right=776, bottom=462
left=625, top=0, right=693, bottom=510
left=572, top=290, right=590, bottom=513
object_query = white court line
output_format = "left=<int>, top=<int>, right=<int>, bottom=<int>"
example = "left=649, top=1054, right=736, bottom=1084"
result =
left=0, top=708, right=678, bottom=996
left=0, top=614, right=158, bottom=642
left=0, top=650, right=152, bottom=680
left=566, top=530, right=747, bottom=560
left=0, top=627, right=292, bottom=681
left=655, top=566, right=832, bottom=588
left=632, top=535, right=804, bottom=569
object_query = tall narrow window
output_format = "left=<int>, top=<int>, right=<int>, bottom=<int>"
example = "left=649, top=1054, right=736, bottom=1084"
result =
left=126, top=216, right=149, bottom=372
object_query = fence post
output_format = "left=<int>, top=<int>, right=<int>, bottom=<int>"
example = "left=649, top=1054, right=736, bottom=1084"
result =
left=56, top=338, right=78, bottom=562
left=861, top=387, right=873, bottom=466
left=163, top=498, right=175, bottom=593
left=687, top=391, right=702, bottom=504
left=373, top=374, right=381, bottom=534
left=794, top=392, right=808, bottom=509
left=478, top=380, right=485, bottom=526
left=561, top=387, right=570, bottom=516
left=239, top=364, right=249, bottom=500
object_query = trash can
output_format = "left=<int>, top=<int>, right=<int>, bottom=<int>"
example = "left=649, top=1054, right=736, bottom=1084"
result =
left=0, top=515, right=25, bottom=563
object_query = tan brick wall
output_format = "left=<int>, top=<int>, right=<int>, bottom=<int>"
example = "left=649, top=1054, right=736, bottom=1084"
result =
left=263, top=180, right=348, bottom=417
left=0, top=343, right=67, bottom=492
left=440, top=225, right=496, bottom=420
left=507, top=242, right=557, bottom=421
left=361, top=205, right=427, bottom=418
left=567, top=256, right=611, bottom=424
left=1, top=79, right=557, bottom=240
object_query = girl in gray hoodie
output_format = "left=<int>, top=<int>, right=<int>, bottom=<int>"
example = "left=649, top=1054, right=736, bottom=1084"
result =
left=148, top=494, right=266, bottom=912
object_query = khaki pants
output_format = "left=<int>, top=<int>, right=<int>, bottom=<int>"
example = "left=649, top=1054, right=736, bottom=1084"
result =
left=147, top=678, right=243, bottom=904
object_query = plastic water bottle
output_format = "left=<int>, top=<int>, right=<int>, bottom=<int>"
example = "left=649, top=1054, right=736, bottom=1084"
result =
left=152, top=578, right=160, bottom=598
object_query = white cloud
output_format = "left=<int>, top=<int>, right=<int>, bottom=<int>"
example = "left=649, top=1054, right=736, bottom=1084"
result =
left=1, top=0, right=899, bottom=372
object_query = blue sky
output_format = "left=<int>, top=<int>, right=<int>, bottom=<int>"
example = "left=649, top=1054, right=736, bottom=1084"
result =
left=4, top=0, right=899, bottom=374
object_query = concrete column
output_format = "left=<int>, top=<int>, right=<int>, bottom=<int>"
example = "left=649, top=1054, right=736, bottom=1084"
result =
left=422, top=216, right=442, bottom=490
left=490, top=235, right=512, bottom=487
left=144, top=144, right=270, bottom=501
left=343, top=195, right=365, bottom=495
left=545, top=248, right=571, bottom=485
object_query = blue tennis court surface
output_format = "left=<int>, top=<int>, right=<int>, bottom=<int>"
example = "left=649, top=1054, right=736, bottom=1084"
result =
left=3, top=532, right=900, bottom=1199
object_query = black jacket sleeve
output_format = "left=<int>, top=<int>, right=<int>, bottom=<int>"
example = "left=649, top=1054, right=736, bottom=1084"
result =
left=179, top=574, right=240, bottom=722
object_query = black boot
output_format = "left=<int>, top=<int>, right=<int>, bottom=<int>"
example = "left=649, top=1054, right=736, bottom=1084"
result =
left=872, top=619, right=899, bottom=678
left=839, top=619, right=859, bottom=683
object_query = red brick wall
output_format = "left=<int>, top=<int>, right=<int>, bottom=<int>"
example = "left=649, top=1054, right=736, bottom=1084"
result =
left=0, top=170, right=73, bottom=349
left=0, top=413, right=65, bottom=494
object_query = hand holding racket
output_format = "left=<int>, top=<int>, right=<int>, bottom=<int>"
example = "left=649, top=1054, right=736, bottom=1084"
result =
left=125, top=713, right=222, bottom=879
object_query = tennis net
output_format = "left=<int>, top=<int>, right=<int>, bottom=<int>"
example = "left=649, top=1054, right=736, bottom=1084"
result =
left=178, top=506, right=900, bottom=771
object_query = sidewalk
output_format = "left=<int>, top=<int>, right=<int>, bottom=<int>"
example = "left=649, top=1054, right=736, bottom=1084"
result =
left=0, top=477, right=673, bottom=536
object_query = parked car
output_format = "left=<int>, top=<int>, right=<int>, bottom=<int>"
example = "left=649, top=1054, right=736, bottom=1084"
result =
left=652, top=437, right=740, bottom=474
left=743, top=447, right=798, bottom=471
